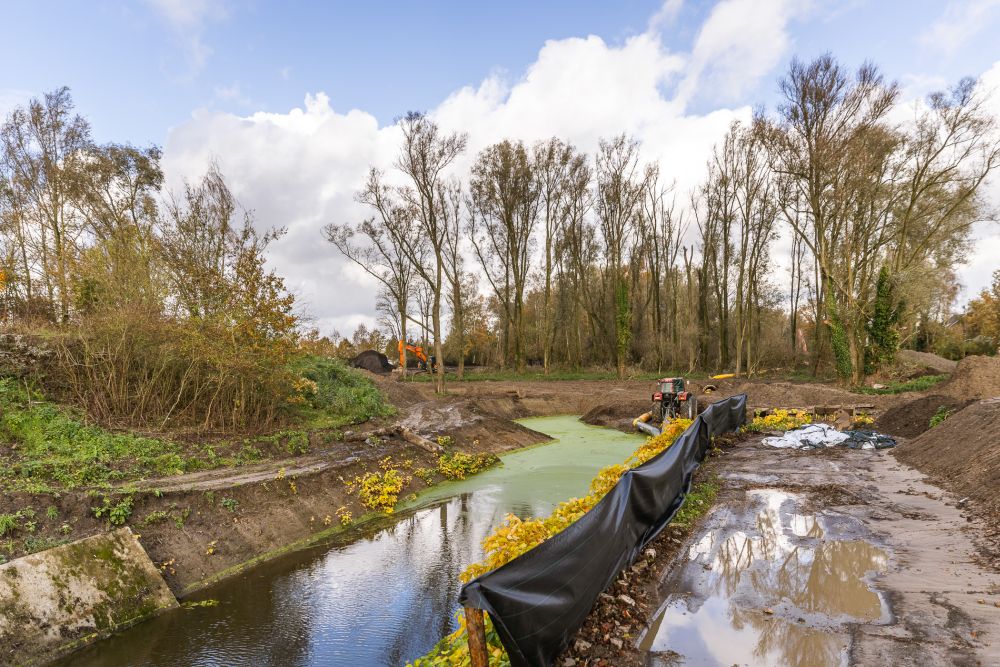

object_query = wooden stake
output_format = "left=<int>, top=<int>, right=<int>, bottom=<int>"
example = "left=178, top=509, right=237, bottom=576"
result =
left=464, top=606, right=489, bottom=667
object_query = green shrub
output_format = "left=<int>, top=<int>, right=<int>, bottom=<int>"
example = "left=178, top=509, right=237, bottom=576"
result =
left=289, top=356, right=395, bottom=428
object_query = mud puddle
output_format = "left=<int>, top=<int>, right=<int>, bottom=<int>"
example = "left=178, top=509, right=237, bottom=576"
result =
left=639, top=489, right=889, bottom=666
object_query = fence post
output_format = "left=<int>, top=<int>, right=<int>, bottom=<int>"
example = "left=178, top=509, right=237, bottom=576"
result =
left=464, top=606, right=489, bottom=667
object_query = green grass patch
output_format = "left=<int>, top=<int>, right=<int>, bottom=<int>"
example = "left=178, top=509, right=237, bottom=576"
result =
left=407, top=368, right=701, bottom=383
left=855, top=374, right=947, bottom=395
left=672, top=477, right=720, bottom=527
left=289, top=356, right=395, bottom=428
left=0, top=377, right=210, bottom=492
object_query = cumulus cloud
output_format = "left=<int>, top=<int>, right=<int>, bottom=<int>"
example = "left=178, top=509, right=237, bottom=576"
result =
left=160, top=0, right=1000, bottom=334
left=674, top=0, right=806, bottom=106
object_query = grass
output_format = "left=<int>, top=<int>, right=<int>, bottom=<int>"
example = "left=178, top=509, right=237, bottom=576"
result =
left=855, top=374, right=947, bottom=395
left=290, top=355, right=395, bottom=428
left=672, top=476, right=720, bottom=527
left=407, top=368, right=703, bottom=383
left=0, top=377, right=208, bottom=492
left=0, top=356, right=394, bottom=493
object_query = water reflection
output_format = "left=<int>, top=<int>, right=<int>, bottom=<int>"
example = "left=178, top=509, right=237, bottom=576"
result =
left=57, top=416, right=640, bottom=667
left=642, top=490, right=888, bottom=667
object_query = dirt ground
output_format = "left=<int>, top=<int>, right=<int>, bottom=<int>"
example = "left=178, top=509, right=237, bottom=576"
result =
left=9, top=354, right=1000, bottom=665
left=559, top=434, right=1000, bottom=667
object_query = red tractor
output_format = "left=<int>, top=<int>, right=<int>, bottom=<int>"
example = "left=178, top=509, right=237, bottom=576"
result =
left=635, top=377, right=698, bottom=436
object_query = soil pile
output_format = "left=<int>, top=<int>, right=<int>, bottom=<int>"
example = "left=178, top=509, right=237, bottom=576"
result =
left=350, top=349, right=394, bottom=374
left=894, top=398, right=1000, bottom=560
left=933, top=355, right=1000, bottom=400
left=896, top=349, right=957, bottom=375
left=875, top=394, right=975, bottom=438
left=581, top=400, right=649, bottom=431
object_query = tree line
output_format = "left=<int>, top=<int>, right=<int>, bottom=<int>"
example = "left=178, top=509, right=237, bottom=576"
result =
left=330, top=54, right=1000, bottom=390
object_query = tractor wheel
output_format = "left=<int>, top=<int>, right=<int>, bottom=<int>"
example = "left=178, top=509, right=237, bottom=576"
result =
left=683, top=395, right=698, bottom=420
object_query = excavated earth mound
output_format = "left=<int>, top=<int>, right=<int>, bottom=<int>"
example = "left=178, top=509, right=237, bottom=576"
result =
left=894, top=397, right=1000, bottom=562
left=875, top=394, right=976, bottom=438
left=934, top=355, right=1000, bottom=400
left=350, top=349, right=394, bottom=374
left=896, top=349, right=957, bottom=375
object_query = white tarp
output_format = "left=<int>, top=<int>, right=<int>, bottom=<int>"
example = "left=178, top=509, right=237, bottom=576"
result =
left=762, top=424, right=849, bottom=449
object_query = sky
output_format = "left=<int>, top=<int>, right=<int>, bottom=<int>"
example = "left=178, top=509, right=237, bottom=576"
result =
left=4, top=0, right=1000, bottom=335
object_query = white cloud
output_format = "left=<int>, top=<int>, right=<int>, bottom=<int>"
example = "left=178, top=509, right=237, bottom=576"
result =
left=920, top=0, right=1000, bottom=55
left=160, top=0, right=1000, bottom=335
left=674, top=0, right=806, bottom=106
left=145, top=0, right=228, bottom=73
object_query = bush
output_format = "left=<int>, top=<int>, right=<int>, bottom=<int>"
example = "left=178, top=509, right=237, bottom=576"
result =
left=289, top=355, right=395, bottom=428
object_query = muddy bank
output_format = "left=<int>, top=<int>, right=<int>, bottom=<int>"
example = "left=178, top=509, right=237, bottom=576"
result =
left=561, top=434, right=1000, bottom=666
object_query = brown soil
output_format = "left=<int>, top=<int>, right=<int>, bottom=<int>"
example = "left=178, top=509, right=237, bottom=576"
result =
left=563, top=433, right=1000, bottom=666
left=894, top=398, right=1000, bottom=563
left=875, top=394, right=976, bottom=438
left=897, top=349, right=958, bottom=375
left=933, top=354, right=1000, bottom=400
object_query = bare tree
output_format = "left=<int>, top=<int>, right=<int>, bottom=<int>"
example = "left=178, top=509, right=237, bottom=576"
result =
left=594, top=134, right=649, bottom=378
left=395, top=112, right=467, bottom=393
left=324, top=168, right=416, bottom=375
left=468, top=139, right=539, bottom=370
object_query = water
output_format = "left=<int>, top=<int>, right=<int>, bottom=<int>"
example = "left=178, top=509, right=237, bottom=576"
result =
left=640, top=489, right=889, bottom=667
left=57, top=416, right=641, bottom=667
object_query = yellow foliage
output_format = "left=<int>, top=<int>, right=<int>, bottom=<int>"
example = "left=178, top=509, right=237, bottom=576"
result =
left=409, top=418, right=692, bottom=666
left=742, top=409, right=812, bottom=432
left=438, top=452, right=500, bottom=480
left=351, top=468, right=410, bottom=514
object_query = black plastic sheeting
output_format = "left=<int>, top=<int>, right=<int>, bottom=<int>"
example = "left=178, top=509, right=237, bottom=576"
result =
left=459, top=394, right=748, bottom=667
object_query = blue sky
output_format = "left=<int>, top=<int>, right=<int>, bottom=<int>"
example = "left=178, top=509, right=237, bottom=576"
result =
left=3, top=1, right=1000, bottom=333
left=5, top=1, right=1000, bottom=145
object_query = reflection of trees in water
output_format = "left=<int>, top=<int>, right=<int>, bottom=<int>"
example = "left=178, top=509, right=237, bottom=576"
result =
left=383, top=493, right=483, bottom=665
left=678, top=493, right=886, bottom=667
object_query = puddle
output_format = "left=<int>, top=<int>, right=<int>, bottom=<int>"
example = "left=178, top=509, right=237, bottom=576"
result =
left=640, top=489, right=889, bottom=666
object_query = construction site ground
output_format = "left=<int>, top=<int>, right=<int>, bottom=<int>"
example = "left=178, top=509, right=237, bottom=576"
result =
left=4, top=353, right=999, bottom=666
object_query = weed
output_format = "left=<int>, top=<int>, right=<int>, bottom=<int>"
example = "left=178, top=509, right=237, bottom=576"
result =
left=221, top=497, right=239, bottom=512
left=437, top=452, right=500, bottom=480
left=414, top=468, right=436, bottom=484
left=336, top=506, right=353, bottom=526
left=436, top=435, right=454, bottom=448
left=92, top=495, right=134, bottom=526
left=182, top=599, right=220, bottom=609
left=45, top=506, right=59, bottom=520
left=141, top=510, right=171, bottom=526
left=350, top=469, right=410, bottom=514
left=0, top=513, right=20, bottom=537
left=929, top=406, right=954, bottom=428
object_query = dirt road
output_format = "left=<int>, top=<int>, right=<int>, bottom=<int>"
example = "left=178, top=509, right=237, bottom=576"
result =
left=564, top=435, right=1000, bottom=666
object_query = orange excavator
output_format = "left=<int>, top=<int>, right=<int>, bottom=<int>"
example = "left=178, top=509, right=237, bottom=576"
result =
left=398, top=340, right=436, bottom=372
